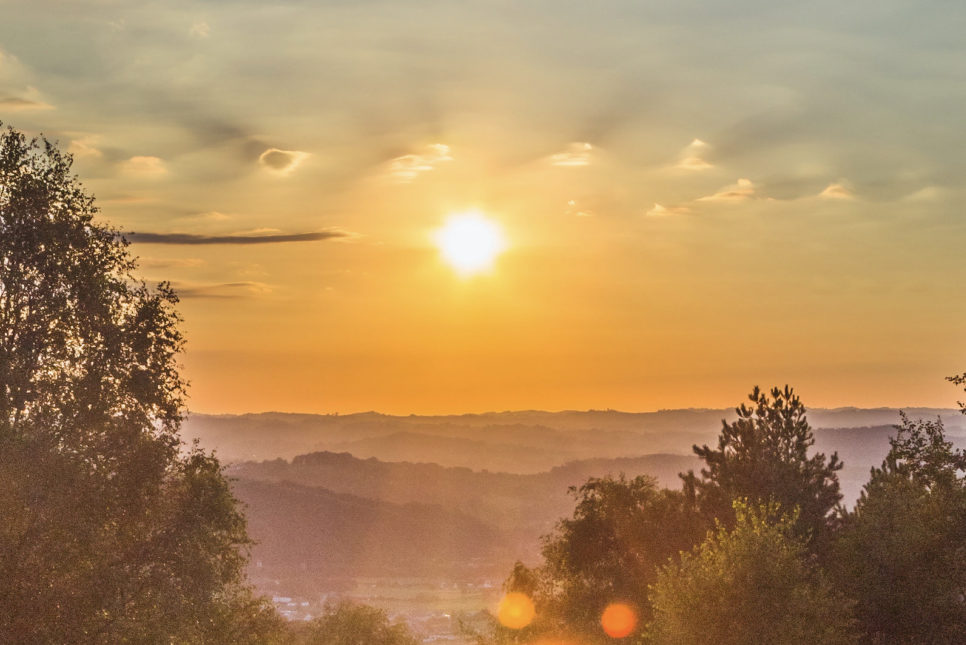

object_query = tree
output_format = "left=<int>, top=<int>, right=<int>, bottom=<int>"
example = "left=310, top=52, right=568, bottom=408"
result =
left=648, top=501, right=858, bottom=645
left=0, top=124, right=281, bottom=643
left=500, top=475, right=705, bottom=643
left=831, top=413, right=966, bottom=645
left=681, top=386, right=843, bottom=551
left=291, top=602, right=418, bottom=645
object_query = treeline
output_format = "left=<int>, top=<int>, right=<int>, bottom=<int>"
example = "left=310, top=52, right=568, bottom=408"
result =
left=476, top=386, right=966, bottom=645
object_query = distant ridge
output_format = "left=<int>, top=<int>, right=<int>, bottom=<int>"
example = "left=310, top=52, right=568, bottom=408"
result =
left=184, top=407, right=963, bottom=468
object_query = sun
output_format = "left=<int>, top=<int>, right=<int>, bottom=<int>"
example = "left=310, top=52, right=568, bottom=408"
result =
left=434, top=211, right=506, bottom=276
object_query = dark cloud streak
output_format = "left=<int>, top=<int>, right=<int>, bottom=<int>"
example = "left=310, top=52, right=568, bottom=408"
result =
left=127, top=231, right=348, bottom=245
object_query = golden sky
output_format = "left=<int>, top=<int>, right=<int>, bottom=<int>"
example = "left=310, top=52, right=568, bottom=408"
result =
left=2, top=0, right=965, bottom=414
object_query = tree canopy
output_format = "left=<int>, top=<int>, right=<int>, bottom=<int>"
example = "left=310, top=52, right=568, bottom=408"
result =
left=648, top=501, right=857, bottom=645
left=832, top=413, right=966, bottom=645
left=502, top=475, right=704, bottom=642
left=0, top=125, right=281, bottom=643
left=681, top=385, right=843, bottom=550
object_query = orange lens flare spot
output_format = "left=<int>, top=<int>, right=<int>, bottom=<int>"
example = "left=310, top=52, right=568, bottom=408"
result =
left=498, top=592, right=535, bottom=629
left=601, top=603, right=637, bottom=638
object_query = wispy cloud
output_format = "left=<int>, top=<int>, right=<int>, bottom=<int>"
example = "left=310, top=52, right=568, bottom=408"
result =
left=190, top=21, right=210, bottom=37
left=0, top=97, right=54, bottom=112
left=103, top=196, right=157, bottom=205
left=68, top=136, right=102, bottom=158
left=675, top=139, right=712, bottom=170
left=168, top=281, right=271, bottom=299
left=698, top=178, right=755, bottom=202
left=903, top=186, right=941, bottom=202
left=121, top=156, right=167, bottom=176
left=646, top=204, right=690, bottom=216
left=386, top=144, right=452, bottom=182
left=139, top=257, right=206, bottom=269
left=550, top=142, right=594, bottom=167
left=195, top=211, right=231, bottom=221
left=677, top=157, right=713, bottom=170
left=127, top=230, right=349, bottom=245
left=819, top=183, right=854, bottom=200
left=259, top=148, right=310, bottom=174
left=566, top=200, right=596, bottom=217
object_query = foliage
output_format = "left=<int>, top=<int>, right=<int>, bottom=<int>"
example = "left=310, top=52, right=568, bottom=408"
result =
left=946, top=372, right=966, bottom=414
left=831, top=413, right=966, bottom=645
left=500, top=475, right=704, bottom=642
left=0, top=124, right=281, bottom=643
left=648, top=500, right=858, bottom=645
left=291, top=602, right=418, bottom=645
left=681, top=386, right=843, bottom=550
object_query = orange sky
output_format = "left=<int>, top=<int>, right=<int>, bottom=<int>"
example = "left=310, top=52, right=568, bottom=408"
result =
left=3, top=0, right=965, bottom=414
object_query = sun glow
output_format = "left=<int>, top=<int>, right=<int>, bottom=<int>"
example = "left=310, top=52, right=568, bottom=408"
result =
left=434, top=211, right=506, bottom=276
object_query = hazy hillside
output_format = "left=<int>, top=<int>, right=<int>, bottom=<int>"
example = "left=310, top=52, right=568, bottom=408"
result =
left=184, top=408, right=963, bottom=472
left=230, top=420, right=966, bottom=599
left=231, top=452, right=702, bottom=556
left=234, top=479, right=508, bottom=581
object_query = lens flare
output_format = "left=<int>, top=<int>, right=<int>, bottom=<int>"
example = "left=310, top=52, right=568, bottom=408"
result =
left=601, top=603, right=637, bottom=638
left=498, top=592, right=535, bottom=629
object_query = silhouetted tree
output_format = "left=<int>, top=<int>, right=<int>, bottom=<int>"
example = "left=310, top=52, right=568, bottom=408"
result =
left=502, top=475, right=704, bottom=642
left=0, top=124, right=282, bottom=643
left=831, top=413, right=966, bottom=645
left=681, top=386, right=843, bottom=551
left=648, top=501, right=858, bottom=645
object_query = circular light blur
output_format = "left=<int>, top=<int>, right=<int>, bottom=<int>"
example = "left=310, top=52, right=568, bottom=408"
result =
left=497, top=592, right=535, bottom=629
left=601, top=603, right=637, bottom=638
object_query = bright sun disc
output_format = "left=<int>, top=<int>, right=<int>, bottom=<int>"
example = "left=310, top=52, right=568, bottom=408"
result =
left=434, top=211, right=506, bottom=276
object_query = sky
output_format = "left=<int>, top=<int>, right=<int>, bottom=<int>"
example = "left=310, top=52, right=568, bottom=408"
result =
left=2, top=0, right=965, bottom=414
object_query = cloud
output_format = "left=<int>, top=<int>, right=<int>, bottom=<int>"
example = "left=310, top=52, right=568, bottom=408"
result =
left=168, top=281, right=271, bottom=300
left=121, top=156, right=167, bottom=176
left=259, top=148, right=310, bottom=174
left=819, top=183, right=854, bottom=200
left=68, top=136, right=102, bottom=158
left=103, top=196, right=157, bottom=205
left=566, top=200, right=596, bottom=217
left=126, top=230, right=349, bottom=245
left=0, top=97, right=54, bottom=112
left=138, top=257, right=206, bottom=269
left=903, top=186, right=942, bottom=202
left=550, top=142, right=594, bottom=167
left=698, top=178, right=755, bottom=202
left=674, top=139, right=712, bottom=170
left=677, top=157, right=713, bottom=170
left=646, top=203, right=690, bottom=216
left=196, top=211, right=231, bottom=221
left=386, top=144, right=452, bottom=182
left=191, top=22, right=210, bottom=37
